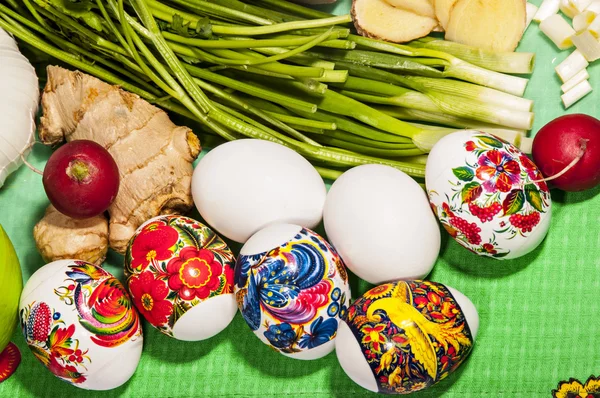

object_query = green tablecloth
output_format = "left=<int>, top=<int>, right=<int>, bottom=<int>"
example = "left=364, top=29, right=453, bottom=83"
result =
left=1, top=0, right=599, bottom=396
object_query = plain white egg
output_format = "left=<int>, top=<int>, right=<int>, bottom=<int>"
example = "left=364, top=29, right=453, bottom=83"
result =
left=191, top=139, right=327, bottom=243
left=335, top=281, right=479, bottom=394
left=323, top=164, right=440, bottom=284
left=19, top=260, right=143, bottom=390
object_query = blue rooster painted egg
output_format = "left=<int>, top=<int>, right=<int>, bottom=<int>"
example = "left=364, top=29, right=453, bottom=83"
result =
left=234, top=224, right=351, bottom=360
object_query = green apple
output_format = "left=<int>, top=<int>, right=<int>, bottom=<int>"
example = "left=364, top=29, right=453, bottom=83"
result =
left=0, top=225, right=22, bottom=352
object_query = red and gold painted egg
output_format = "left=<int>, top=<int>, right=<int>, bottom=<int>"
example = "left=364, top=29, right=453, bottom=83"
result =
left=125, top=215, right=236, bottom=341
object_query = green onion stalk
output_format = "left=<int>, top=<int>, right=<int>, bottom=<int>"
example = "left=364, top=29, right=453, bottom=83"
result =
left=0, top=0, right=535, bottom=180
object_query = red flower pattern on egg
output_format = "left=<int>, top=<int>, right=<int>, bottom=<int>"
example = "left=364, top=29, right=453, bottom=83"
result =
left=128, top=272, right=173, bottom=326
left=482, top=243, right=498, bottom=255
left=166, top=247, right=225, bottom=301
left=519, top=154, right=549, bottom=192
left=476, top=150, right=521, bottom=193
left=130, top=221, right=179, bottom=272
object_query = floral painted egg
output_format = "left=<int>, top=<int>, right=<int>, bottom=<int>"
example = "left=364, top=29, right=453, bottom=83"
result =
left=124, top=215, right=236, bottom=341
left=336, top=280, right=479, bottom=395
left=234, top=223, right=351, bottom=360
left=19, top=260, right=143, bottom=390
left=426, top=130, right=552, bottom=259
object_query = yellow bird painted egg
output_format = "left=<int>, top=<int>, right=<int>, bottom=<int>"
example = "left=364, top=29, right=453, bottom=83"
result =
left=426, top=131, right=552, bottom=259
left=335, top=280, right=479, bottom=395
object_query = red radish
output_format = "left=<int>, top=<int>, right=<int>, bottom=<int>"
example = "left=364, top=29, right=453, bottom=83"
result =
left=42, top=140, right=119, bottom=219
left=0, top=342, right=21, bottom=382
left=532, top=114, right=600, bottom=192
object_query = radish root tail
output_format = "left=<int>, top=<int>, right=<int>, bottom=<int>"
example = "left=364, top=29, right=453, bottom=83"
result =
left=21, top=141, right=44, bottom=176
left=533, top=139, right=588, bottom=183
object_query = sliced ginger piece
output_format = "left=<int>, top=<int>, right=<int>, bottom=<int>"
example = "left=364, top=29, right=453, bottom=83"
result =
left=434, top=0, right=458, bottom=30
left=445, top=0, right=526, bottom=52
left=352, top=0, right=438, bottom=43
left=383, top=0, right=436, bottom=19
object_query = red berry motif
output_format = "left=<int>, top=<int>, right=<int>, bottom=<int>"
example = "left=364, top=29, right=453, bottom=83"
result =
left=509, top=212, right=541, bottom=233
left=468, top=202, right=502, bottom=223
left=27, top=302, right=53, bottom=343
left=449, top=217, right=482, bottom=245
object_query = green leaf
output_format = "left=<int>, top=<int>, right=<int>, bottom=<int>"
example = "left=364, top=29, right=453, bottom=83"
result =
left=49, top=0, right=103, bottom=31
left=461, top=182, right=482, bottom=203
left=524, top=184, right=544, bottom=212
left=502, top=189, right=525, bottom=215
left=174, top=223, right=203, bottom=249
left=476, top=135, right=504, bottom=148
left=452, top=166, right=475, bottom=182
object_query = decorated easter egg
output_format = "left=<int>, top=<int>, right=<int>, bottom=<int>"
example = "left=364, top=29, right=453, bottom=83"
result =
left=125, top=215, right=236, bottom=341
left=234, top=223, right=351, bottom=360
left=19, top=260, right=143, bottom=390
left=336, top=280, right=479, bottom=395
left=426, top=131, right=552, bottom=259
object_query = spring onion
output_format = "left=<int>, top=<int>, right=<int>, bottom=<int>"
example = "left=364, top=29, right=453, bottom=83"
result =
left=526, top=3, right=538, bottom=30
left=586, top=0, right=600, bottom=14
left=561, top=68, right=590, bottom=92
left=0, top=0, right=536, bottom=180
left=555, top=50, right=589, bottom=82
left=540, top=14, right=576, bottom=49
left=571, top=29, right=600, bottom=60
left=411, top=37, right=535, bottom=74
left=561, top=0, right=581, bottom=18
left=561, top=79, right=593, bottom=108
left=587, top=13, right=600, bottom=36
left=573, top=10, right=596, bottom=31
left=534, top=0, right=560, bottom=22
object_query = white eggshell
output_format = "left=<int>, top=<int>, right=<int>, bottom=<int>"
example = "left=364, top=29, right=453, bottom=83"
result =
left=19, top=260, right=143, bottom=391
left=171, top=294, right=238, bottom=341
left=235, top=223, right=351, bottom=360
left=426, top=131, right=552, bottom=260
left=192, top=139, right=327, bottom=243
left=335, top=281, right=478, bottom=394
left=323, top=164, right=440, bottom=284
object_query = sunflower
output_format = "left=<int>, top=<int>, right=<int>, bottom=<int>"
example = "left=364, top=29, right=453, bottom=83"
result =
left=364, top=283, right=394, bottom=300
left=553, top=375, right=600, bottom=398
left=410, top=381, right=429, bottom=392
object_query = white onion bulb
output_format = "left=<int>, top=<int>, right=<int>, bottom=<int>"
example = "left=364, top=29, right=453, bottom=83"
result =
left=0, top=27, right=39, bottom=188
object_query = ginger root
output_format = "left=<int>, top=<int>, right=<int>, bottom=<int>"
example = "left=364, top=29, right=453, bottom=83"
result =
left=352, top=0, right=438, bottom=43
left=34, top=205, right=109, bottom=265
left=445, top=0, right=527, bottom=52
left=39, top=66, right=201, bottom=253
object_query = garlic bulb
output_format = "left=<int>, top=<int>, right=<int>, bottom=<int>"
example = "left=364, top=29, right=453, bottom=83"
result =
left=0, top=27, right=38, bottom=188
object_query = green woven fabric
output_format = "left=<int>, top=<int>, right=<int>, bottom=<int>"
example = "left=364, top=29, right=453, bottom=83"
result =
left=1, top=0, right=599, bottom=396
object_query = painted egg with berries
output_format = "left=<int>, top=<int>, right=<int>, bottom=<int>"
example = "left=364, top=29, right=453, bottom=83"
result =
left=426, top=130, right=552, bottom=259
left=125, top=215, right=237, bottom=341
left=335, top=280, right=479, bottom=395
left=19, top=260, right=143, bottom=390
left=235, top=223, right=351, bottom=360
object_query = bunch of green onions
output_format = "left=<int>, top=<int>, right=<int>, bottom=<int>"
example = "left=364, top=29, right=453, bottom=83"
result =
left=0, top=0, right=536, bottom=180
